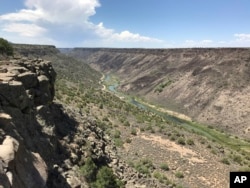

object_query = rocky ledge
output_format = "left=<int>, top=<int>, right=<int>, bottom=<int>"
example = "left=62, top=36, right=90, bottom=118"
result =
left=0, top=58, right=55, bottom=187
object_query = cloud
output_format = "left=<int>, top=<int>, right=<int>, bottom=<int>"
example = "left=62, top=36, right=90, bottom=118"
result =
left=23, top=0, right=100, bottom=24
left=2, top=23, right=47, bottom=37
left=0, top=9, right=44, bottom=22
left=112, top=31, right=162, bottom=43
left=183, top=39, right=213, bottom=47
left=93, top=23, right=162, bottom=43
left=0, top=0, right=162, bottom=47
left=201, top=40, right=213, bottom=44
left=234, top=33, right=250, bottom=42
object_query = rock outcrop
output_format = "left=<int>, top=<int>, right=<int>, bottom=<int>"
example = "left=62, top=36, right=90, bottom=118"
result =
left=0, top=57, right=55, bottom=187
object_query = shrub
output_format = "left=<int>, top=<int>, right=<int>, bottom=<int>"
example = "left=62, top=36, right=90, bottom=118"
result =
left=186, top=139, right=194, bottom=145
left=160, top=163, right=169, bottom=171
left=177, top=138, right=186, bottom=145
left=170, top=135, right=176, bottom=141
left=92, top=166, right=122, bottom=188
left=233, top=155, right=242, bottom=164
left=135, top=158, right=154, bottom=176
left=220, top=158, right=230, bottom=165
left=99, top=103, right=103, bottom=109
left=131, top=128, right=137, bottom=135
left=113, top=130, right=121, bottom=138
left=0, top=38, right=13, bottom=56
left=153, top=171, right=162, bottom=179
left=114, top=138, right=123, bottom=147
left=80, top=157, right=97, bottom=182
left=153, top=171, right=168, bottom=184
left=125, top=138, right=132, bottom=143
left=124, top=121, right=130, bottom=127
left=175, top=171, right=184, bottom=178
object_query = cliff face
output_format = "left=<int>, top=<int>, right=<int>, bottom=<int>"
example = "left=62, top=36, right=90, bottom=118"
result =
left=68, top=48, right=250, bottom=138
left=0, top=57, right=115, bottom=188
left=13, top=44, right=59, bottom=58
left=0, top=57, right=55, bottom=187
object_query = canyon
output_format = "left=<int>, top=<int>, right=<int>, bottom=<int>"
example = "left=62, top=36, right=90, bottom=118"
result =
left=67, top=48, right=250, bottom=138
left=0, top=43, right=249, bottom=188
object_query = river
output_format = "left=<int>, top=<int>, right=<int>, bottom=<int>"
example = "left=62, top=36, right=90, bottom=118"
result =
left=103, top=74, right=250, bottom=153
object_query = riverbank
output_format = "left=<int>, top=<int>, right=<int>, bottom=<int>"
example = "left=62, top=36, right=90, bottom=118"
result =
left=101, top=74, right=250, bottom=154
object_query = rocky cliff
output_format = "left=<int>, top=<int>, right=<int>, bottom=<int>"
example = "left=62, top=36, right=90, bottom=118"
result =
left=67, top=48, right=250, bottom=138
left=0, top=57, right=109, bottom=187
left=13, top=44, right=59, bottom=58
left=0, top=55, right=166, bottom=188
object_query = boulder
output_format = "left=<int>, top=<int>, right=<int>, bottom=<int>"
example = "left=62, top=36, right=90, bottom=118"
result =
left=16, top=72, right=38, bottom=89
left=0, top=136, right=19, bottom=166
left=0, top=136, right=48, bottom=188
left=0, top=160, right=11, bottom=188
left=0, top=81, right=29, bottom=110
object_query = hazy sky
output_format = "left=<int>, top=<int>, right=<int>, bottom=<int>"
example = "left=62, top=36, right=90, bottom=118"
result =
left=0, top=0, right=250, bottom=48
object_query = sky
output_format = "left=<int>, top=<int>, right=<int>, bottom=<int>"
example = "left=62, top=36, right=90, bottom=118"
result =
left=0, top=0, right=250, bottom=48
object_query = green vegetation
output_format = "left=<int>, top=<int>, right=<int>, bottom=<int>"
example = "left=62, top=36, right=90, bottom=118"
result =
left=160, top=163, right=170, bottom=171
left=93, top=166, right=123, bottom=188
left=131, top=128, right=137, bottom=136
left=175, top=171, right=184, bottom=178
left=134, top=158, right=154, bottom=176
left=220, top=158, right=230, bottom=165
left=186, top=139, right=195, bottom=145
left=153, top=171, right=170, bottom=185
left=154, top=79, right=172, bottom=93
left=80, top=157, right=97, bottom=182
left=80, top=158, right=123, bottom=188
left=0, top=38, right=13, bottom=56
left=177, top=138, right=186, bottom=145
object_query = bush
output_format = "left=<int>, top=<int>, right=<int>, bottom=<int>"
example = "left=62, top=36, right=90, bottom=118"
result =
left=233, top=155, right=242, bottom=164
left=220, top=158, right=230, bottom=165
left=177, top=138, right=186, bottom=145
left=175, top=171, right=184, bottom=178
left=80, top=157, right=97, bottom=182
left=114, top=138, right=123, bottom=147
left=124, top=121, right=130, bottom=127
left=186, top=139, right=195, bottom=145
left=0, top=38, right=13, bottom=56
left=160, top=163, right=169, bottom=171
left=131, top=128, right=137, bottom=135
left=113, top=130, right=121, bottom=138
left=135, top=158, right=154, bottom=176
left=153, top=171, right=168, bottom=184
left=125, top=138, right=132, bottom=143
left=92, top=166, right=122, bottom=188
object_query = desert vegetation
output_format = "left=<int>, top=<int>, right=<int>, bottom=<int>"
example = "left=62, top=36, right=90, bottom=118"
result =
left=0, top=38, right=13, bottom=57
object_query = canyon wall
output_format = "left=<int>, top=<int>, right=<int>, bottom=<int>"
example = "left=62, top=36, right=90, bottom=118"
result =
left=68, top=48, right=250, bottom=138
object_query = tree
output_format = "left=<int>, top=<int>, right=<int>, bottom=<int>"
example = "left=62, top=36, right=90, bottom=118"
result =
left=80, top=157, right=97, bottom=182
left=0, top=38, right=14, bottom=56
left=93, top=166, right=121, bottom=188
